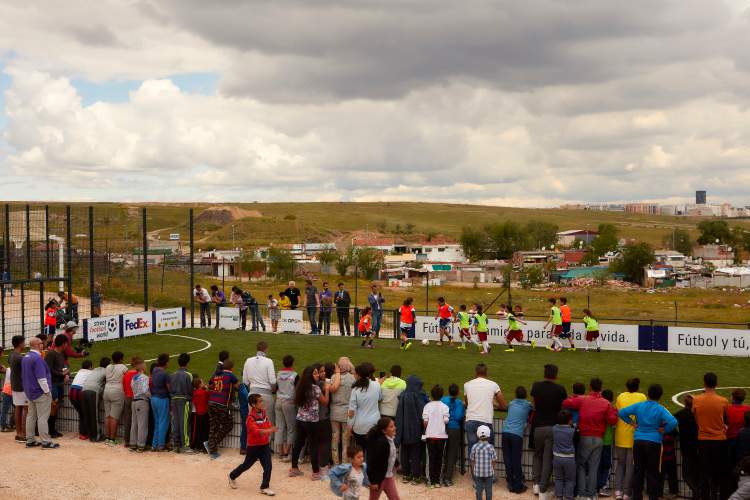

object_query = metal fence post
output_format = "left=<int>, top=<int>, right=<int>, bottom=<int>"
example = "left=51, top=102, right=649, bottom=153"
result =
left=142, top=207, right=148, bottom=311
left=20, top=282, right=25, bottom=339
left=425, top=270, right=430, bottom=312
left=45, top=205, right=50, bottom=276
left=189, top=208, right=195, bottom=328
left=88, top=206, right=94, bottom=317
left=3, top=205, right=9, bottom=275
left=1, top=283, right=5, bottom=347
left=66, top=205, right=73, bottom=315
left=39, top=281, right=45, bottom=332
left=649, top=318, right=654, bottom=352
left=25, top=204, right=31, bottom=279
left=354, top=264, right=358, bottom=308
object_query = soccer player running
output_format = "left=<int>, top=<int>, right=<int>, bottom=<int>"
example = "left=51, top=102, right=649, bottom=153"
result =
left=358, top=307, right=375, bottom=349
left=503, top=304, right=535, bottom=352
left=398, top=298, right=415, bottom=350
left=455, top=304, right=478, bottom=350
left=544, top=298, right=564, bottom=352
left=434, top=297, right=454, bottom=346
left=475, top=305, right=491, bottom=355
left=558, top=297, right=576, bottom=351
left=582, top=309, right=601, bottom=352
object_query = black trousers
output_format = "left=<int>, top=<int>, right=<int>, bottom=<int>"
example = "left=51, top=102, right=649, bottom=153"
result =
left=230, top=443, right=272, bottom=488
left=697, top=440, right=729, bottom=500
left=682, top=449, right=700, bottom=499
left=292, top=420, right=320, bottom=473
left=401, top=441, right=423, bottom=478
left=239, top=308, right=247, bottom=330
left=426, top=439, right=445, bottom=485
left=632, top=440, right=662, bottom=500
left=337, top=309, right=351, bottom=336
left=81, top=390, right=100, bottom=441
left=659, top=459, right=678, bottom=496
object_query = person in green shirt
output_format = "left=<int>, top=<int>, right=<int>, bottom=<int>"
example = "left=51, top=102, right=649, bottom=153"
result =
left=544, top=298, right=564, bottom=352
left=582, top=309, right=601, bottom=352
left=454, top=304, right=479, bottom=350
left=475, top=305, right=491, bottom=355
left=597, top=389, right=616, bottom=496
left=500, top=304, right=535, bottom=352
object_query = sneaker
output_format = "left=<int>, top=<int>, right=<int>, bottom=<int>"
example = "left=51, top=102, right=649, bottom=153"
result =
left=50, top=431, right=63, bottom=438
left=136, top=447, right=145, bottom=453
left=260, top=488, right=276, bottom=496
left=311, top=472, right=323, bottom=481
left=533, top=484, right=540, bottom=495
left=599, top=488, right=611, bottom=497
left=40, top=441, right=60, bottom=449
left=182, top=447, right=196, bottom=454
left=203, top=440, right=211, bottom=454
left=445, top=479, right=454, bottom=487
left=429, top=483, right=440, bottom=489
left=209, top=452, right=220, bottom=460
left=531, top=340, right=537, bottom=348
left=401, top=475, right=412, bottom=484
left=280, top=455, right=291, bottom=463
left=405, top=342, right=412, bottom=350
left=288, top=469, right=304, bottom=478
left=26, top=441, right=41, bottom=448
left=597, top=347, right=602, bottom=352
left=614, top=491, right=623, bottom=500
left=228, top=477, right=237, bottom=489
left=545, top=345, right=553, bottom=351
left=569, top=347, right=577, bottom=352
left=505, top=348, right=515, bottom=352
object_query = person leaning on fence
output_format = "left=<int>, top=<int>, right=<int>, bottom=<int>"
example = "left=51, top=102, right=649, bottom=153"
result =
left=170, top=353, right=194, bottom=454
left=122, top=359, right=138, bottom=449
left=614, top=377, right=647, bottom=500
left=553, top=410, right=576, bottom=500
left=9, top=336, right=28, bottom=443
left=464, top=363, right=506, bottom=460
left=81, top=356, right=109, bottom=442
left=150, top=353, right=171, bottom=451
left=44, top=335, right=68, bottom=439
left=395, top=374, right=427, bottom=485
left=206, top=358, right=239, bottom=459
left=1, top=353, right=14, bottom=433
left=103, top=351, right=128, bottom=445
left=673, top=394, right=699, bottom=499
left=210, top=285, right=226, bottom=329
left=330, top=357, right=355, bottom=465
left=368, top=285, right=385, bottom=336
left=441, top=383, right=465, bottom=487
left=502, top=385, right=533, bottom=494
left=693, top=372, right=731, bottom=500
left=194, top=285, right=211, bottom=327
left=275, top=354, right=298, bottom=462
left=423, top=384, right=450, bottom=488
left=242, top=341, right=276, bottom=454
left=22, top=337, right=59, bottom=449
left=68, top=358, right=92, bottom=439
left=129, top=357, right=150, bottom=452
left=190, top=376, right=210, bottom=453
left=230, top=286, right=248, bottom=330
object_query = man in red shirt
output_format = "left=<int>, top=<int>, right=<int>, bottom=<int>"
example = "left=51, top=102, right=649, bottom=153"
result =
left=563, top=378, right=618, bottom=499
left=122, top=360, right=138, bottom=449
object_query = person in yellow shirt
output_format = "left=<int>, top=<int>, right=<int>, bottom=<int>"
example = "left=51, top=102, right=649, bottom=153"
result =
left=278, top=292, right=291, bottom=310
left=613, top=378, right=647, bottom=500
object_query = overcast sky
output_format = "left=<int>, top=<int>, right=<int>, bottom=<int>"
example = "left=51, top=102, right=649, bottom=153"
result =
left=1, top=0, right=750, bottom=207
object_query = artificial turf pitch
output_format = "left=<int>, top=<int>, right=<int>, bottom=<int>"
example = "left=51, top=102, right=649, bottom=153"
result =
left=60, top=328, right=748, bottom=411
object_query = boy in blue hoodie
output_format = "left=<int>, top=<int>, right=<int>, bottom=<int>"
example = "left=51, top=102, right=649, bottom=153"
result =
left=617, top=384, right=677, bottom=500
left=441, top=383, right=466, bottom=486
left=502, top=386, right=534, bottom=493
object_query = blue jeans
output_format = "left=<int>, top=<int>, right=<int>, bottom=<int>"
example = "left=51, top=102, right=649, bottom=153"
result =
left=502, top=432, right=525, bottom=491
left=150, top=396, right=170, bottom=448
left=466, top=420, right=494, bottom=459
left=318, top=310, right=331, bottom=335
left=475, top=476, right=493, bottom=500
left=307, top=306, right=319, bottom=334
left=0, top=393, right=12, bottom=428
left=372, top=309, right=383, bottom=335
left=238, top=384, right=249, bottom=451
left=251, top=303, right=265, bottom=331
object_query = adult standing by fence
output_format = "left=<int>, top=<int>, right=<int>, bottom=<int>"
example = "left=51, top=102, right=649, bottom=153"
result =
left=693, top=372, right=730, bottom=500
left=283, top=281, right=301, bottom=310
left=330, top=357, right=355, bottom=464
left=194, top=285, right=211, bottom=328
left=349, top=363, right=382, bottom=452
left=304, top=280, right=320, bottom=335
left=530, top=364, right=568, bottom=499
left=318, top=282, right=333, bottom=335
left=368, top=285, right=385, bottom=337
left=230, top=287, right=247, bottom=330
left=9, top=336, right=27, bottom=444
left=210, top=285, right=226, bottom=329
left=91, top=282, right=103, bottom=318
left=58, top=291, right=79, bottom=323
left=103, top=351, right=127, bottom=445
left=242, top=342, right=276, bottom=448
left=22, top=337, right=59, bottom=449
left=464, top=363, right=506, bottom=457
left=614, top=378, right=647, bottom=500
left=334, top=282, right=352, bottom=336
left=674, top=395, right=699, bottom=499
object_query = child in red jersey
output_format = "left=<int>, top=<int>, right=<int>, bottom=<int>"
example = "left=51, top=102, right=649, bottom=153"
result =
left=228, top=393, right=277, bottom=495
left=434, top=297, right=454, bottom=346
left=359, top=307, right=374, bottom=349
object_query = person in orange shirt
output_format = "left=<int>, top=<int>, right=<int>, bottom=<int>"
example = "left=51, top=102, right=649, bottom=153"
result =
left=398, top=297, right=415, bottom=351
left=434, top=297, right=454, bottom=346
left=558, top=297, right=576, bottom=351
left=692, top=372, right=730, bottom=500
left=358, top=307, right=374, bottom=349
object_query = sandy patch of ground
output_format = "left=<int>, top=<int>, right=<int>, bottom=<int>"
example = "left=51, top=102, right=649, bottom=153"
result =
left=195, top=206, right=262, bottom=225
left=0, top=433, right=534, bottom=500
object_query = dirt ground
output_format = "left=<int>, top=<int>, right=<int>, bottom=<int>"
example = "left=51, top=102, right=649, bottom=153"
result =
left=0, top=433, right=535, bottom=500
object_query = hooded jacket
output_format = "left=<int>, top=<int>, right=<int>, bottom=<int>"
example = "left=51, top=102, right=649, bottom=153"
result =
left=395, top=375, right=428, bottom=445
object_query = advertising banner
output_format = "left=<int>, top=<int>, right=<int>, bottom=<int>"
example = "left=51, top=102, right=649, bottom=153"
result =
left=280, top=309, right=304, bottom=333
left=156, top=307, right=184, bottom=332
left=668, top=327, right=750, bottom=356
left=86, top=315, right=121, bottom=342
left=218, top=306, right=241, bottom=330
left=413, top=316, right=638, bottom=352
left=122, top=311, right=153, bottom=338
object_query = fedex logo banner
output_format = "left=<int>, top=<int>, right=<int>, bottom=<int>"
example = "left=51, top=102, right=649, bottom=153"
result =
left=122, top=311, right=154, bottom=337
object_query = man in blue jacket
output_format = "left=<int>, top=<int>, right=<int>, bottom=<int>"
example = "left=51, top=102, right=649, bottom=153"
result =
left=618, top=384, right=677, bottom=500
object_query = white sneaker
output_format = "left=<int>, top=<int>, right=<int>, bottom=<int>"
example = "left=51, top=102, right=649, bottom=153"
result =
left=538, top=491, right=548, bottom=500
left=533, top=484, right=540, bottom=495
left=260, top=488, right=276, bottom=496
left=228, top=478, right=237, bottom=489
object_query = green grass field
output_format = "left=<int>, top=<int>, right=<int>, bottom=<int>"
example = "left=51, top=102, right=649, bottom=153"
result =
left=54, top=328, right=750, bottom=411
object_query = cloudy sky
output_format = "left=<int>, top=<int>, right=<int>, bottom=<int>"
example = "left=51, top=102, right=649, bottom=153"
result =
left=1, top=0, right=750, bottom=207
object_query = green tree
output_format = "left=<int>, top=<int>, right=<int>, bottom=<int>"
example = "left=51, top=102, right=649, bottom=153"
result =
left=519, top=266, right=545, bottom=289
left=610, top=242, right=655, bottom=285
left=317, top=249, right=338, bottom=274
left=267, top=248, right=295, bottom=280
left=459, top=227, right=486, bottom=262
left=404, top=223, right=415, bottom=234
left=239, top=256, right=266, bottom=276
left=526, top=220, right=559, bottom=249
left=662, top=229, right=693, bottom=256
left=353, top=247, right=384, bottom=280
left=697, top=220, right=733, bottom=245
left=485, top=221, right=526, bottom=259
left=590, top=223, right=619, bottom=258
left=334, top=249, right=353, bottom=277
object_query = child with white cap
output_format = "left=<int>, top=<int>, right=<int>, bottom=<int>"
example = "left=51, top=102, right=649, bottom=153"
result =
left=470, top=424, right=496, bottom=499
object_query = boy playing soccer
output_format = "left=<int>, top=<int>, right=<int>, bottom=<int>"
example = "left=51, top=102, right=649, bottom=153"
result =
left=544, top=298, right=564, bottom=352
left=502, top=304, right=535, bottom=352
left=358, top=307, right=374, bottom=349
left=582, top=309, right=601, bottom=352
left=455, top=304, right=477, bottom=350
left=434, top=297, right=454, bottom=346
left=558, top=297, right=576, bottom=350
left=475, top=305, right=491, bottom=355
left=398, top=297, right=415, bottom=350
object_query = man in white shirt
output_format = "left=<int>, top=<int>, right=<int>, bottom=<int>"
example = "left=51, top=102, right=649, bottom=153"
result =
left=464, top=363, right=506, bottom=457
left=242, top=341, right=277, bottom=427
left=194, top=285, right=211, bottom=327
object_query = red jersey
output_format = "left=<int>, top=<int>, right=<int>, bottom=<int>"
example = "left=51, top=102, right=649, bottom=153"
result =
left=727, top=403, right=750, bottom=439
left=399, top=305, right=415, bottom=324
left=123, top=369, right=137, bottom=398
left=358, top=315, right=372, bottom=333
left=246, top=407, right=272, bottom=447
left=193, top=388, right=209, bottom=415
left=560, top=305, right=572, bottom=323
left=438, top=304, right=453, bottom=319
left=44, top=306, right=57, bottom=327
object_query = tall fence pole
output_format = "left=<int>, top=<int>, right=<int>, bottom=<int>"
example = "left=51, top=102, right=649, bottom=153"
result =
left=39, top=281, right=45, bottom=332
left=189, top=208, right=195, bottom=328
left=66, top=205, right=73, bottom=316
left=25, top=204, right=31, bottom=279
left=425, top=271, right=430, bottom=312
left=20, top=282, right=25, bottom=338
left=4, top=204, right=10, bottom=275
left=45, top=205, right=50, bottom=276
left=142, top=207, right=148, bottom=311
left=88, top=206, right=95, bottom=317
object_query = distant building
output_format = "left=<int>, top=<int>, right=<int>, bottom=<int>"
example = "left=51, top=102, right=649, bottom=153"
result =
left=625, top=203, right=660, bottom=215
left=696, top=190, right=707, bottom=205
left=654, top=249, right=688, bottom=268
left=556, top=229, right=598, bottom=247
left=694, top=244, right=735, bottom=268
left=512, top=250, right=563, bottom=268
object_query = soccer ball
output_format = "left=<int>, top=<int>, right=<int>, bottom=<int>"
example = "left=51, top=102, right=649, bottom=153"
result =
left=421, top=338, right=430, bottom=346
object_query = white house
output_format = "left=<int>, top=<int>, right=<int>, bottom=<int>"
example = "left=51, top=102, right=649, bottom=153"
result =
left=556, top=229, right=598, bottom=247
left=654, top=249, right=688, bottom=268
left=407, top=243, right=466, bottom=263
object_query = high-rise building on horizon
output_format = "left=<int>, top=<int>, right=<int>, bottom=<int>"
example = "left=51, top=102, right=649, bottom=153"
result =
left=696, top=190, right=707, bottom=204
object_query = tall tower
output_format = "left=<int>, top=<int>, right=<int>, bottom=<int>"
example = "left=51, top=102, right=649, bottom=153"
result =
left=696, top=190, right=706, bottom=205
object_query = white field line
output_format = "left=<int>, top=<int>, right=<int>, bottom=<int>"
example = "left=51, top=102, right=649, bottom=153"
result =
left=671, top=386, right=750, bottom=407
left=142, top=332, right=213, bottom=363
